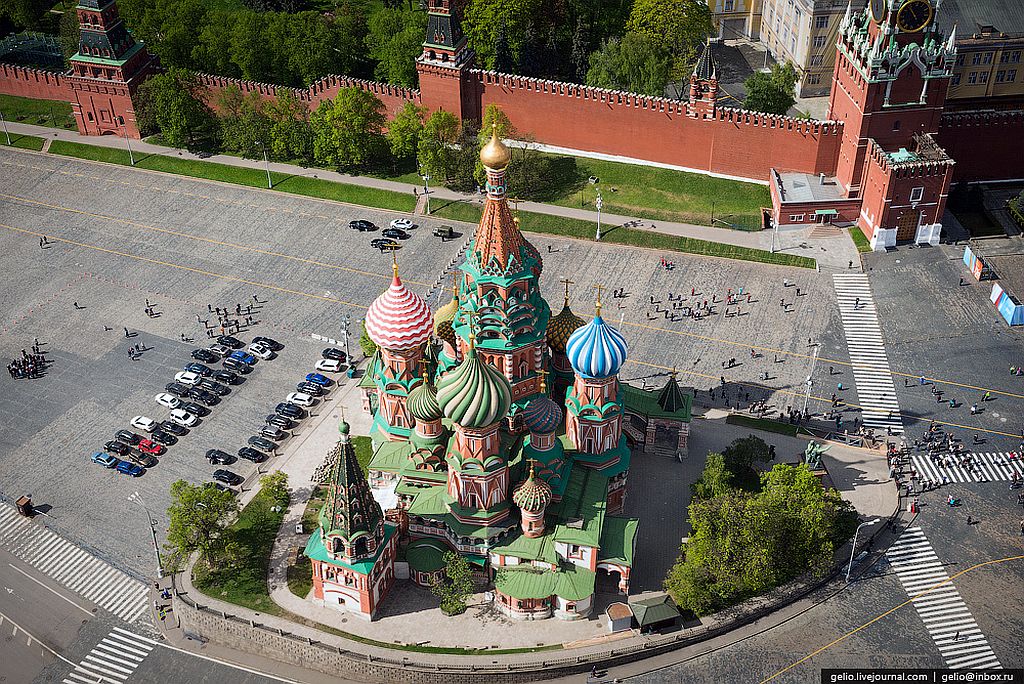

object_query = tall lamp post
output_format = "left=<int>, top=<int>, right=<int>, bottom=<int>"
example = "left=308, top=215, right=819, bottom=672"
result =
left=128, top=491, right=164, bottom=578
left=1, top=109, right=11, bottom=145
left=341, top=313, right=352, bottom=361
left=845, top=517, right=880, bottom=582
left=121, top=123, right=135, bottom=166
left=420, top=169, right=431, bottom=215
left=595, top=190, right=603, bottom=241
left=255, top=140, right=272, bottom=189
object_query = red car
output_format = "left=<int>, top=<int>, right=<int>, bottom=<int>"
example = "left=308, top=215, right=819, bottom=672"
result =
left=137, top=439, right=166, bottom=456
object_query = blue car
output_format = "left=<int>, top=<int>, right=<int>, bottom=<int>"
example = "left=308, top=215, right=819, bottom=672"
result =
left=91, top=452, right=119, bottom=468
left=116, top=460, right=144, bottom=477
left=229, top=350, right=257, bottom=365
left=304, top=372, right=332, bottom=387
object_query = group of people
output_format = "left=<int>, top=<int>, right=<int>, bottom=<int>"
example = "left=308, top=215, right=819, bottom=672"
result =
left=7, top=350, right=48, bottom=379
left=199, top=295, right=262, bottom=338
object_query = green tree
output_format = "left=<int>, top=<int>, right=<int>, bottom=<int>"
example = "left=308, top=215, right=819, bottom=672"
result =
left=136, top=67, right=219, bottom=150
left=743, top=61, right=799, bottom=115
left=626, top=0, right=713, bottom=69
left=463, top=0, right=541, bottom=69
left=691, top=452, right=732, bottom=500
left=586, top=32, right=672, bottom=96
left=366, top=7, right=426, bottom=87
left=387, top=102, right=426, bottom=162
left=492, top=19, right=514, bottom=73
left=721, top=435, right=774, bottom=490
left=191, top=10, right=241, bottom=78
left=517, top=21, right=541, bottom=76
left=417, top=108, right=460, bottom=183
left=266, top=88, right=313, bottom=161
left=260, top=471, right=290, bottom=507
left=569, top=18, right=590, bottom=83
left=1, top=0, right=54, bottom=30
left=430, top=551, right=475, bottom=615
left=166, top=480, right=238, bottom=564
left=359, top=319, right=379, bottom=357
left=58, top=5, right=81, bottom=64
left=216, top=85, right=271, bottom=158
left=311, top=87, right=386, bottom=169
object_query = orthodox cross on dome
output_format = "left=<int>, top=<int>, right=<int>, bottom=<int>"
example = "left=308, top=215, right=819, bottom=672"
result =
left=593, top=283, right=606, bottom=314
left=560, top=278, right=574, bottom=301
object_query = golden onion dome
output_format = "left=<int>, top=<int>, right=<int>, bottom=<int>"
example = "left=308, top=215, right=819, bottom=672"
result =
left=547, top=299, right=585, bottom=354
left=479, top=123, right=511, bottom=170
left=433, top=292, right=459, bottom=345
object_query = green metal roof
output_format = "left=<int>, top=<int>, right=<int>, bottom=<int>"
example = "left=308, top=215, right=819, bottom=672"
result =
left=494, top=563, right=595, bottom=601
left=622, top=382, right=692, bottom=421
left=304, top=525, right=395, bottom=575
left=406, top=539, right=446, bottom=573
left=69, top=41, right=144, bottom=67
left=492, top=530, right=559, bottom=564
left=598, top=517, right=639, bottom=567
left=630, top=594, right=680, bottom=627
left=548, top=467, right=607, bottom=548
left=405, top=485, right=452, bottom=516
left=367, top=439, right=410, bottom=473
left=358, top=353, right=378, bottom=388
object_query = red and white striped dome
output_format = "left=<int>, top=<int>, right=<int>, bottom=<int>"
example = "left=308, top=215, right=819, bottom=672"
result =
left=364, top=269, right=433, bottom=350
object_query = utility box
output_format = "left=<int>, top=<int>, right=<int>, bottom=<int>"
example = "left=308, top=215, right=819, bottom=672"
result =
left=15, top=495, right=32, bottom=517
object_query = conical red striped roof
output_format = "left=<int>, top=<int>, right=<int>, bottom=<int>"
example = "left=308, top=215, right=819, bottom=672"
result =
left=365, top=267, right=432, bottom=350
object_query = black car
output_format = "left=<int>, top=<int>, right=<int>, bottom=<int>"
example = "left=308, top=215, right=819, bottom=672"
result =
left=216, top=335, right=245, bottom=349
left=237, top=447, right=267, bottom=463
left=266, top=414, right=295, bottom=430
left=370, top=238, right=401, bottom=252
left=382, top=227, right=411, bottom=240
left=213, top=469, right=244, bottom=486
left=128, top=452, right=158, bottom=468
left=104, top=440, right=130, bottom=456
left=253, top=336, right=284, bottom=352
left=349, top=219, right=377, bottom=231
left=212, top=369, right=240, bottom=385
left=297, top=381, right=326, bottom=396
left=159, top=421, right=188, bottom=437
left=164, top=381, right=191, bottom=398
left=181, top=401, right=210, bottom=417
left=115, top=430, right=142, bottom=446
left=197, top=378, right=230, bottom=396
left=259, top=425, right=288, bottom=441
left=206, top=448, right=235, bottom=465
left=321, top=348, right=346, bottom=362
left=275, top=402, right=306, bottom=419
left=191, top=348, right=219, bottom=363
left=247, top=436, right=277, bottom=452
left=151, top=429, right=177, bottom=446
left=222, top=358, right=252, bottom=374
left=186, top=388, right=220, bottom=406
left=184, top=362, right=213, bottom=377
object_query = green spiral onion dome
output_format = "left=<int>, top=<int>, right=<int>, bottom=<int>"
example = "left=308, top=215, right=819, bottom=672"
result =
left=436, top=345, right=512, bottom=429
left=512, top=463, right=552, bottom=513
left=408, top=374, right=443, bottom=423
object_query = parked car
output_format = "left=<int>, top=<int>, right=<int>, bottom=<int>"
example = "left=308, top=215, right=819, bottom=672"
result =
left=174, top=371, right=201, bottom=386
left=389, top=218, right=414, bottom=231
left=184, top=362, right=213, bottom=377
left=315, top=359, right=343, bottom=373
left=186, top=388, right=220, bottom=406
left=150, top=429, right=178, bottom=446
left=296, top=381, right=325, bottom=397
left=130, top=415, right=157, bottom=433
left=91, top=452, right=119, bottom=468
left=104, top=440, right=130, bottom=455
left=169, top=408, right=199, bottom=428
left=207, top=344, right=231, bottom=358
left=275, top=402, right=306, bottom=419
left=221, top=358, right=252, bottom=374
left=286, top=391, right=314, bottom=408
left=252, top=336, right=283, bottom=351
left=237, top=447, right=267, bottom=463
left=128, top=452, right=158, bottom=469
left=216, top=335, right=245, bottom=349
left=206, top=449, right=235, bottom=465
left=228, top=350, right=257, bottom=365
left=191, top=348, right=219, bottom=363
left=154, top=392, right=180, bottom=409
left=212, top=369, right=240, bottom=385
left=159, top=421, right=188, bottom=437
left=433, top=225, right=456, bottom=240
left=115, top=430, right=142, bottom=446
left=370, top=238, right=401, bottom=252
left=259, top=425, right=288, bottom=441
left=266, top=414, right=295, bottom=430
left=180, top=401, right=210, bottom=417
left=305, top=372, right=332, bottom=387
left=137, top=439, right=165, bottom=456
left=197, top=378, right=230, bottom=396
left=164, top=382, right=191, bottom=398
left=248, top=342, right=274, bottom=360
left=382, top=227, right=411, bottom=240
left=349, top=219, right=377, bottom=231
left=213, top=469, right=244, bottom=486
left=247, top=436, right=277, bottom=452
left=321, top=348, right=346, bottom=362
left=116, top=461, right=144, bottom=477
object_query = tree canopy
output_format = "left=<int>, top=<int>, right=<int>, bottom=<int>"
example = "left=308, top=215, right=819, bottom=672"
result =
left=743, top=61, right=799, bottom=115
left=166, top=479, right=238, bottom=563
left=311, top=87, right=387, bottom=169
left=387, top=102, right=426, bottom=162
left=366, top=7, right=427, bottom=87
left=135, top=67, right=219, bottom=150
left=431, top=551, right=475, bottom=615
left=625, top=0, right=713, bottom=70
left=586, top=32, right=672, bottom=96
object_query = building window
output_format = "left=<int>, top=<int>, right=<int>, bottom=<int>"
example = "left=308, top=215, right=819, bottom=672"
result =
left=982, top=52, right=993, bottom=65
left=724, top=0, right=734, bottom=10
left=910, top=187, right=924, bottom=204
left=955, top=54, right=964, bottom=66
left=1010, top=51, right=1021, bottom=63
left=952, top=74, right=961, bottom=86
left=996, top=70, right=1006, bottom=83
left=1008, top=69, right=1018, bottom=82
left=568, top=544, right=583, bottom=559
left=789, top=214, right=804, bottom=222
left=808, top=74, right=821, bottom=84
left=971, top=53, right=982, bottom=65
left=979, top=71, right=989, bottom=84
left=810, top=54, right=823, bottom=65
left=813, top=35, right=827, bottom=48
left=892, top=120, right=901, bottom=131
left=815, top=15, right=828, bottom=28
left=967, top=72, right=978, bottom=84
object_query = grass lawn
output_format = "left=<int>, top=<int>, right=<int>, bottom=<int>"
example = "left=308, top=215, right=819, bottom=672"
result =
left=848, top=227, right=872, bottom=253
left=0, top=94, right=76, bottom=130
left=47, top=140, right=416, bottom=212
left=193, top=488, right=286, bottom=616
left=1, top=134, right=45, bottom=151
left=286, top=554, right=313, bottom=599
left=352, top=435, right=374, bottom=475
left=726, top=413, right=801, bottom=437
left=432, top=200, right=816, bottom=269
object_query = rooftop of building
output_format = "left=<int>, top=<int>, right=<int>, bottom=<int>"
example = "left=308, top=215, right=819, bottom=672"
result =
left=935, top=0, right=1024, bottom=38
left=984, top=253, right=1024, bottom=300
left=774, top=171, right=846, bottom=203
left=493, top=561, right=595, bottom=601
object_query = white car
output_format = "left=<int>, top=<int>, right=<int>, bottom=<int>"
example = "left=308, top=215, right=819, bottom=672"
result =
left=169, top=408, right=198, bottom=428
left=207, top=344, right=230, bottom=357
left=174, top=371, right=201, bottom=386
left=315, top=358, right=343, bottom=373
left=154, top=393, right=180, bottom=409
left=286, top=392, right=315, bottom=408
left=248, top=342, right=274, bottom=360
left=390, top=218, right=414, bottom=231
left=130, top=415, right=157, bottom=433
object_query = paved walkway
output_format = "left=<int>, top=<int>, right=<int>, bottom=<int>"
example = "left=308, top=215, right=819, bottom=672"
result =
left=3, top=121, right=859, bottom=268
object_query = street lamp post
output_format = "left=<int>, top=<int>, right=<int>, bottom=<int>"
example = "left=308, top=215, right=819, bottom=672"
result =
left=421, top=173, right=431, bottom=214
left=845, top=518, right=880, bottom=582
left=256, top=140, right=272, bottom=189
left=128, top=491, right=163, bottom=578
left=121, top=124, right=135, bottom=166
left=341, top=313, right=351, bottom=361
left=0, top=108, right=10, bottom=145
left=595, top=190, right=603, bottom=241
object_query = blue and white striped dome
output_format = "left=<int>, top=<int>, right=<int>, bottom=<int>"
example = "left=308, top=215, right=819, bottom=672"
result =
left=565, top=313, right=628, bottom=379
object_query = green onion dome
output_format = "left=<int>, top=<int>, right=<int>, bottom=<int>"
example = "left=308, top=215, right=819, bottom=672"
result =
left=512, top=462, right=552, bottom=513
left=408, top=374, right=443, bottom=423
left=436, top=342, right=512, bottom=429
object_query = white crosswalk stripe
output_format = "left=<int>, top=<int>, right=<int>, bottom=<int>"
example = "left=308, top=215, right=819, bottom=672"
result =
left=62, top=628, right=156, bottom=684
left=886, top=527, right=1001, bottom=669
left=910, top=451, right=1024, bottom=484
left=0, top=504, right=150, bottom=625
left=833, top=273, right=904, bottom=435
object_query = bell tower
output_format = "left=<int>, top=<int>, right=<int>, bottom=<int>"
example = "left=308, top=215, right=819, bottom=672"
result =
left=416, top=0, right=478, bottom=120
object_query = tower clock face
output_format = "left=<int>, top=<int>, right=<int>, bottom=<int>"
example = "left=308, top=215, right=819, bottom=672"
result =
left=896, top=0, right=932, bottom=32
left=870, top=0, right=887, bottom=23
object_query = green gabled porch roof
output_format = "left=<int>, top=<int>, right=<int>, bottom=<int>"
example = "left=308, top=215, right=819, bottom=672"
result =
left=494, top=563, right=595, bottom=601
left=598, top=517, right=639, bottom=567
left=419, top=511, right=514, bottom=540
left=547, top=467, right=607, bottom=548
left=358, top=354, right=379, bottom=388
left=405, top=483, right=451, bottom=516
left=304, top=524, right=396, bottom=575
left=630, top=594, right=680, bottom=627
left=367, top=439, right=411, bottom=473
left=492, top=530, right=559, bottom=564
left=622, top=382, right=692, bottom=422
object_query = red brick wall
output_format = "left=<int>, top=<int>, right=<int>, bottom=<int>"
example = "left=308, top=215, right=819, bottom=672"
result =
left=0, top=64, right=70, bottom=101
left=937, top=110, right=1024, bottom=182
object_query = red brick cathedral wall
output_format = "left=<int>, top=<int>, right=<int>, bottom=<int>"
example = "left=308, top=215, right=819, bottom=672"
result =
left=0, top=64, right=71, bottom=101
left=936, top=110, right=1024, bottom=183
